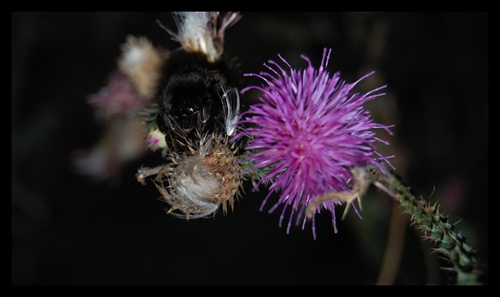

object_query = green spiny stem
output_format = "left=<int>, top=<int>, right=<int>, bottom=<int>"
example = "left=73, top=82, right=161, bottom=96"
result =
left=372, top=171, right=483, bottom=285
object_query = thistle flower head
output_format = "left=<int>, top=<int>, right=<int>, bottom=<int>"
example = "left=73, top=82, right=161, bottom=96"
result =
left=87, top=36, right=165, bottom=115
left=237, top=48, right=394, bottom=239
left=145, top=124, right=167, bottom=152
left=87, top=70, right=143, bottom=114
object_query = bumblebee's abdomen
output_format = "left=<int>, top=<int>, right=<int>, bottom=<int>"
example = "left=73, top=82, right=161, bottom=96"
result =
left=156, top=64, right=226, bottom=151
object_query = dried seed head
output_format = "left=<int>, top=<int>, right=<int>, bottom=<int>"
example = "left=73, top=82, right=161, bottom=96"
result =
left=118, top=36, right=166, bottom=100
left=154, top=133, right=242, bottom=219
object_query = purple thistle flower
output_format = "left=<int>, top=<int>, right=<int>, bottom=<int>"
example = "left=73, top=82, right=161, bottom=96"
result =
left=237, top=48, right=394, bottom=239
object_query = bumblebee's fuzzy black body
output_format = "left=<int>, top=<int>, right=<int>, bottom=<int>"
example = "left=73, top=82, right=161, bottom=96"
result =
left=157, top=64, right=223, bottom=130
left=156, top=51, right=241, bottom=153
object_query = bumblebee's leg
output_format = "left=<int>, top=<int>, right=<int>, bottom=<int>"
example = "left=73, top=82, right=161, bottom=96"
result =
left=156, top=111, right=170, bottom=135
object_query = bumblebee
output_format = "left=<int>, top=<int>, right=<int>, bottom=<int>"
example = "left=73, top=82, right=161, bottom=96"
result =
left=137, top=12, right=243, bottom=219
left=157, top=63, right=228, bottom=152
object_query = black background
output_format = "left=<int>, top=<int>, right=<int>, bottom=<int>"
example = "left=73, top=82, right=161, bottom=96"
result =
left=12, top=12, right=488, bottom=285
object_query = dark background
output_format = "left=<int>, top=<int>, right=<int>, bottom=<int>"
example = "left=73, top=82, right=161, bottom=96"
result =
left=12, top=12, right=488, bottom=285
